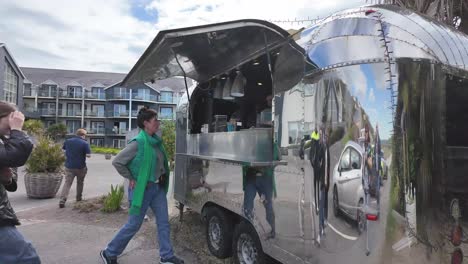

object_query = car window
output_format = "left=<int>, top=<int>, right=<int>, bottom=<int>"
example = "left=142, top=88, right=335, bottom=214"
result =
left=340, top=148, right=351, bottom=171
left=350, top=148, right=361, bottom=170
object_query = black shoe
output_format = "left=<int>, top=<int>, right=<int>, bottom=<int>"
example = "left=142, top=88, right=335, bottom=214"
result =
left=160, top=256, right=184, bottom=264
left=59, top=202, right=65, bottom=209
left=100, top=250, right=118, bottom=264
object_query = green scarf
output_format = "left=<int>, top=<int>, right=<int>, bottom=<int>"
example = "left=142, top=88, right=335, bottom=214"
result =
left=129, top=130, right=161, bottom=215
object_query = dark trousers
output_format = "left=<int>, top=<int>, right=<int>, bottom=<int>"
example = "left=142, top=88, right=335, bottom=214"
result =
left=243, top=175, right=275, bottom=233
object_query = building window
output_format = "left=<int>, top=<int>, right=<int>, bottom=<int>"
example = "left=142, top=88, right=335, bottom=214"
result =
left=90, top=138, right=104, bottom=147
left=113, top=139, right=126, bottom=149
left=112, top=121, right=127, bottom=134
left=41, top=103, right=56, bottom=115
left=3, top=60, right=18, bottom=104
left=67, top=86, right=83, bottom=98
left=113, top=104, right=127, bottom=117
left=91, top=87, right=105, bottom=99
left=160, top=107, right=173, bottom=120
left=89, top=121, right=105, bottom=134
left=23, top=83, right=33, bottom=96
left=160, top=91, right=173, bottom=103
left=90, top=104, right=105, bottom=117
left=114, top=87, right=127, bottom=99
left=67, top=103, right=82, bottom=116
left=135, top=88, right=150, bottom=100
left=66, top=120, right=81, bottom=134
left=39, top=84, right=57, bottom=97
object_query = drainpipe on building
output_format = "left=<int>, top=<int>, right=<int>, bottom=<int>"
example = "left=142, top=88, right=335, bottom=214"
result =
left=55, top=87, right=59, bottom=124
left=129, top=88, right=132, bottom=131
left=81, top=89, right=85, bottom=128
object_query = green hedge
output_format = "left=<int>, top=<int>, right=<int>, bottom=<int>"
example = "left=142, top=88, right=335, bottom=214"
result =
left=91, top=146, right=121, bottom=155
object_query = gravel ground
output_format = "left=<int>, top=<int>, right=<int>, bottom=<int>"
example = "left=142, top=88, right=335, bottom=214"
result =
left=17, top=197, right=232, bottom=264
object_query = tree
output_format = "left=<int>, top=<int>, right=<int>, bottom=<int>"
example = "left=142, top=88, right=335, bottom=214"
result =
left=47, top=123, right=67, bottom=141
left=370, top=0, right=468, bottom=34
left=23, top=119, right=44, bottom=136
left=161, top=120, right=176, bottom=167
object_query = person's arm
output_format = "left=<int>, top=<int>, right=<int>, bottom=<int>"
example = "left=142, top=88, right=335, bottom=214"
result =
left=85, top=143, right=91, bottom=158
left=112, top=141, right=137, bottom=180
left=0, top=130, right=33, bottom=168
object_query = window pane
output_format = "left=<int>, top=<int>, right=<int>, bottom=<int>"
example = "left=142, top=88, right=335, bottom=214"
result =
left=340, top=148, right=351, bottom=170
left=350, top=149, right=361, bottom=170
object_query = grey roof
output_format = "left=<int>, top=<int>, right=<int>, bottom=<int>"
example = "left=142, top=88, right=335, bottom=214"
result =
left=20, top=67, right=126, bottom=89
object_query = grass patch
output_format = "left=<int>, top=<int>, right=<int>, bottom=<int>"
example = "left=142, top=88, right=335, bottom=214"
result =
left=73, top=196, right=106, bottom=213
left=102, top=184, right=125, bottom=213
left=91, top=146, right=121, bottom=155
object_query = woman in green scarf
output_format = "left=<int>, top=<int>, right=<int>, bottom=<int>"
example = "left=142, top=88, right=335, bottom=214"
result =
left=100, top=107, right=184, bottom=264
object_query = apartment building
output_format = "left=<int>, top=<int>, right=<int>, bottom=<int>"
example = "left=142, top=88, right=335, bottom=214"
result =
left=21, top=67, right=187, bottom=148
left=0, top=43, right=25, bottom=108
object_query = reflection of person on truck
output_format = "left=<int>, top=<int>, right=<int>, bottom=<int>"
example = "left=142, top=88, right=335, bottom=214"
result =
left=242, top=143, right=279, bottom=239
left=310, top=127, right=320, bottom=214
left=317, top=126, right=330, bottom=243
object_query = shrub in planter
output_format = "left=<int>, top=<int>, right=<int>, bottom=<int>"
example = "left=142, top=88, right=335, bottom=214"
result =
left=25, top=136, right=66, bottom=199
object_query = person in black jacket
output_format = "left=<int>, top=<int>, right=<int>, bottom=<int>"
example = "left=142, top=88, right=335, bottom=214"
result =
left=316, top=126, right=330, bottom=244
left=0, top=102, right=40, bottom=263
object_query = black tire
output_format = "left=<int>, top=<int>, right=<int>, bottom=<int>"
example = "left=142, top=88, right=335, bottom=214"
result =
left=357, top=199, right=366, bottom=235
left=232, top=221, right=265, bottom=264
left=333, top=186, right=340, bottom=217
left=205, top=207, right=234, bottom=259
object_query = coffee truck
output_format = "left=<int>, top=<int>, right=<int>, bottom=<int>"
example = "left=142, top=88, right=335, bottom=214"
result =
left=122, top=4, right=468, bottom=264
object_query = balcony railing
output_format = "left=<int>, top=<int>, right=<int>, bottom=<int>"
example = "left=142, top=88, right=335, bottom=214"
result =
left=85, top=92, right=106, bottom=100
left=39, top=108, right=56, bottom=116
left=37, top=91, right=57, bottom=97
left=86, top=127, right=106, bottom=134
left=108, top=93, right=130, bottom=100
left=59, top=91, right=83, bottom=99
left=85, top=110, right=105, bottom=117
left=107, top=111, right=129, bottom=118
left=157, top=96, right=181, bottom=104
left=132, top=94, right=158, bottom=102
left=66, top=110, right=83, bottom=117
left=106, top=128, right=128, bottom=135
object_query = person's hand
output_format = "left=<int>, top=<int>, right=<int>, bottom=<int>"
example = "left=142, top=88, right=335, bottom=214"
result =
left=129, top=180, right=136, bottom=189
left=9, top=111, right=25, bottom=131
left=0, top=167, right=12, bottom=184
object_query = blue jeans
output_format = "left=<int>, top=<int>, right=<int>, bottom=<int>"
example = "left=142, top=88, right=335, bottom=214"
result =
left=105, top=182, right=174, bottom=259
left=243, top=175, right=275, bottom=233
left=319, top=187, right=326, bottom=234
left=0, top=226, right=41, bottom=264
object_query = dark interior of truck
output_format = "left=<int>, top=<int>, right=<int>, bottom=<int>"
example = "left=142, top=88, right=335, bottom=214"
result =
left=189, top=51, right=278, bottom=134
left=446, top=75, right=468, bottom=146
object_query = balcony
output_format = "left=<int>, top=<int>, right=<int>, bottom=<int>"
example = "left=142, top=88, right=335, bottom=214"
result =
left=85, top=110, right=105, bottom=118
left=106, top=128, right=128, bottom=135
left=24, top=108, right=40, bottom=118
left=132, top=94, right=158, bottom=102
left=85, top=92, right=106, bottom=100
left=66, top=110, right=83, bottom=117
left=86, top=127, right=106, bottom=135
left=37, top=91, right=57, bottom=98
left=107, top=111, right=129, bottom=118
left=39, top=108, right=56, bottom=116
left=157, top=97, right=181, bottom=104
left=108, top=93, right=130, bottom=100
left=59, top=91, right=83, bottom=99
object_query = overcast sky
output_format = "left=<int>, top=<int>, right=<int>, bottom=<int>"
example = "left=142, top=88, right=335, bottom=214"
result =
left=0, top=0, right=367, bottom=73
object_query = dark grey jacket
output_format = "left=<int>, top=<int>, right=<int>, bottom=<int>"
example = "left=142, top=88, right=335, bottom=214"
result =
left=0, top=130, right=33, bottom=227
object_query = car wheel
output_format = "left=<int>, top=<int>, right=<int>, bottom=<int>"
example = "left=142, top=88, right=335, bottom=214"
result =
left=333, top=186, right=340, bottom=217
left=357, top=199, right=366, bottom=235
left=205, top=207, right=234, bottom=258
left=232, top=221, right=265, bottom=264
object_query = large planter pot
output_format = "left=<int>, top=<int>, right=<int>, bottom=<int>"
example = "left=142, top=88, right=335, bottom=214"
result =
left=24, top=172, right=64, bottom=199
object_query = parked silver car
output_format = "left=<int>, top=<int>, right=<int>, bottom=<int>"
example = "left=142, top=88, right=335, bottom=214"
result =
left=333, top=141, right=366, bottom=234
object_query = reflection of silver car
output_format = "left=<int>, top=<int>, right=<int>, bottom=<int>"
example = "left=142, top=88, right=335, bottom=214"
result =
left=333, top=141, right=366, bottom=234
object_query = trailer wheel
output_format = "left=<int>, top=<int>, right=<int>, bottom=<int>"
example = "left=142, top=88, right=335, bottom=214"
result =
left=205, top=207, right=233, bottom=258
left=232, top=221, right=265, bottom=264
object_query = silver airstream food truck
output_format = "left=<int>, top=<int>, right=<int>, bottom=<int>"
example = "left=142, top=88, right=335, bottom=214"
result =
left=122, top=4, right=468, bottom=264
